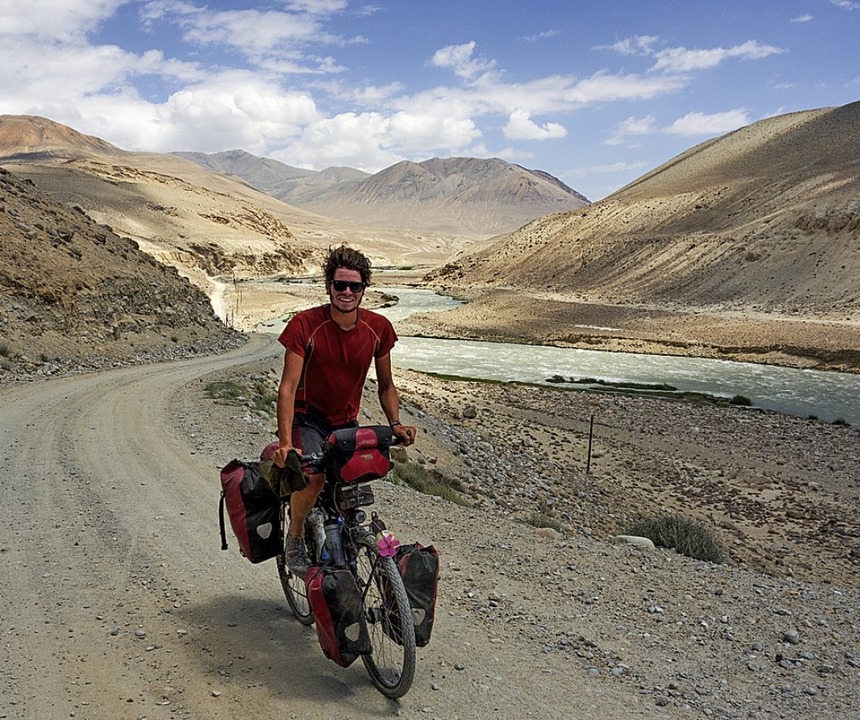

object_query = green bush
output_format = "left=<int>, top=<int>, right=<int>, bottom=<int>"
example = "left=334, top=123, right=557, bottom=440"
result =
left=525, top=511, right=564, bottom=532
left=391, top=460, right=469, bottom=506
left=623, top=514, right=725, bottom=563
left=204, top=380, right=245, bottom=403
left=204, top=378, right=278, bottom=416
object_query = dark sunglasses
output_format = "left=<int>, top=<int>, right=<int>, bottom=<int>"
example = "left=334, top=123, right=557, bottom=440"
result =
left=331, top=279, right=366, bottom=293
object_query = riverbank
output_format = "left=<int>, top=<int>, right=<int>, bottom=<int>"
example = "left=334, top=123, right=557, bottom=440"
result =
left=400, top=287, right=860, bottom=374
left=221, top=276, right=860, bottom=373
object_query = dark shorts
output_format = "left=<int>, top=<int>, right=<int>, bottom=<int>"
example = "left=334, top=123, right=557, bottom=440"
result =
left=292, top=413, right=357, bottom=475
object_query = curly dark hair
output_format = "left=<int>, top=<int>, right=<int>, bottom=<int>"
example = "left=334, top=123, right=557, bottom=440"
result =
left=323, top=244, right=372, bottom=287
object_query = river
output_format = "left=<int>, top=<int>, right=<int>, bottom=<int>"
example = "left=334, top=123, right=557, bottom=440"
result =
left=374, top=288, right=859, bottom=425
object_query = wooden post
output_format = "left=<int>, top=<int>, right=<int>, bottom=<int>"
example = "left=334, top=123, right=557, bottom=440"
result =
left=586, top=414, right=594, bottom=474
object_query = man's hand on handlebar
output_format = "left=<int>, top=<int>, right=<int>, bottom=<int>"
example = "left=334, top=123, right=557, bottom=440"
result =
left=392, top=424, right=417, bottom=446
left=272, top=444, right=300, bottom=468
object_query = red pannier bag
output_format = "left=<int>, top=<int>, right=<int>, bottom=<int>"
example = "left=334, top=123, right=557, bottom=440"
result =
left=396, top=543, right=439, bottom=647
left=219, top=460, right=281, bottom=563
left=305, top=566, right=372, bottom=667
left=327, top=425, right=393, bottom=484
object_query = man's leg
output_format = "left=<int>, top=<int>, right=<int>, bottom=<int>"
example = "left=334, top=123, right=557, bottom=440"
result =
left=284, top=472, right=324, bottom=578
left=287, top=472, right=325, bottom=537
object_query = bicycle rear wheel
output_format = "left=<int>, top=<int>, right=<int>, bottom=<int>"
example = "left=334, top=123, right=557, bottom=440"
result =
left=277, top=503, right=314, bottom=625
left=354, top=534, right=416, bottom=698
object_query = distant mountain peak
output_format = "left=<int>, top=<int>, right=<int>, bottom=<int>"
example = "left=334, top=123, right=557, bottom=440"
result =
left=0, top=114, right=124, bottom=160
left=178, top=151, right=590, bottom=236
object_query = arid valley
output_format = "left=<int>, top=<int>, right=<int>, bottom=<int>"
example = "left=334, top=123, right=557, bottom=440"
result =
left=1, top=104, right=859, bottom=719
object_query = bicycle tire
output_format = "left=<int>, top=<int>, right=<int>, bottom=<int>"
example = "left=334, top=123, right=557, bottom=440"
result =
left=276, top=503, right=314, bottom=626
left=354, top=533, right=416, bottom=698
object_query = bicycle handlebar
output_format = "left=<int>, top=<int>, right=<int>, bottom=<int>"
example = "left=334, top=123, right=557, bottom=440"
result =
left=298, top=434, right=403, bottom=464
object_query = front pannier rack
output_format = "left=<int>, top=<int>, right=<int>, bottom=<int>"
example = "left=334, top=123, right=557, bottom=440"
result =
left=336, top=483, right=375, bottom=511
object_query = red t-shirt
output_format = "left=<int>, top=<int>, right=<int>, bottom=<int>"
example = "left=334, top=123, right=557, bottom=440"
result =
left=278, top=305, right=397, bottom=425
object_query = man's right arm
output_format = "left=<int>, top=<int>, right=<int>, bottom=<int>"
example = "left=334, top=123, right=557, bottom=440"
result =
left=274, top=349, right=304, bottom=467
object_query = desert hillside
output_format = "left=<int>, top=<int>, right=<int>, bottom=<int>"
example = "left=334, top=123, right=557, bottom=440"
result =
left=418, top=102, right=860, bottom=371
left=431, top=103, right=859, bottom=314
left=0, top=167, right=242, bottom=377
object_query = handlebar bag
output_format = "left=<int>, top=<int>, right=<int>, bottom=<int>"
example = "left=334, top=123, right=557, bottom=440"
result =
left=219, top=460, right=281, bottom=563
left=306, top=566, right=371, bottom=667
left=327, top=425, right=393, bottom=484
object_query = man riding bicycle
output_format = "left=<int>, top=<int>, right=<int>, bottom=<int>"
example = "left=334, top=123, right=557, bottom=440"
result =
left=271, top=245, right=417, bottom=578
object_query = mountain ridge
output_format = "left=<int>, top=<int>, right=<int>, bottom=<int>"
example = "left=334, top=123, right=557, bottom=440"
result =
left=429, top=101, right=860, bottom=320
left=174, top=151, right=589, bottom=236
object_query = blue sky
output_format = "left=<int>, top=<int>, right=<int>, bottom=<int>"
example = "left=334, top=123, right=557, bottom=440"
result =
left=0, top=1, right=857, bottom=200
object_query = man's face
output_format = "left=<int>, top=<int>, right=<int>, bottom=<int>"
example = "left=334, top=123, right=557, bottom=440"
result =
left=327, top=268, right=365, bottom=314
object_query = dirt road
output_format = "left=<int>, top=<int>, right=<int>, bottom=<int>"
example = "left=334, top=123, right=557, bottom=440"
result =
left=2, top=336, right=654, bottom=720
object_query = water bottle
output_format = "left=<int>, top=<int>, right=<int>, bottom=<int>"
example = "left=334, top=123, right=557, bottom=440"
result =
left=324, top=517, right=346, bottom=566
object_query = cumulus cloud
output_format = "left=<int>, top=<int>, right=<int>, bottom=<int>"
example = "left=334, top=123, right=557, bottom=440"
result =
left=603, top=35, right=660, bottom=56
left=566, top=160, right=650, bottom=177
left=503, top=109, right=567, bottom=140
left=664, top=109, right=750, bottom=136
left=0, top=0, right=125, bottom=41
left=140, top=0, right=356, bottom=72
left=277, top=111, right=401, bottom=170
left=606, top=115, right=658, bottom=145
left=651, top=40, right=785, bottom=73
left=430, top=42, right=497, bottom=81
left=605, top=109, right=749, bottom=143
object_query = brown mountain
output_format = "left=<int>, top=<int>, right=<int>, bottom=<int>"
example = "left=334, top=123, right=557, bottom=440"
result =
left=310, top=157, right=589, bottom=235
left=0, top=114, right=122, bottom=160
left=173, top=149, right=370, bottom=204
left=177, top=151, right=589, bottom=236
left=0, top=116, right=489, bottom=277
left=421, top=102, right=860, bottom=370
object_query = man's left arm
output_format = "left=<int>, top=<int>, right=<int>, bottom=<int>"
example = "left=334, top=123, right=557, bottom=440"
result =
left=375, top=353, right=416, bottom=445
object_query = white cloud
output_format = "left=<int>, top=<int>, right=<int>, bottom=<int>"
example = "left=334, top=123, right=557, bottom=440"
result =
left=0, top=0, right=125, bottom=41
left=286, top=0, right=349, bottom=14
left=606, top=114, right=658, bottom=145
left=0, top=2, right=804, bottom=193
left=563, top=72, right=686, bottom=104
left=0, top=39, right=144, bottom=111
left=603, top=35, right=660, bottom=56
left=141, top=0, right=355, bottom=72
left=791, top=14, right=814, bottom=23
left=831, top=0, right=860, bottom=9
left=521, top=29, right=561, bottom=43
left=276, top=111, right=402, bottom=170
left=664, top=109, right=750, bottom=136
left=430, top=42, right=497, bottom=81
left=651, top=40, right=785, bottom=73
left=566, top=160, right=650, bottom=177
left=605, top=109, right=750, bottom=144
left=503, top=109, right=567, bottom=140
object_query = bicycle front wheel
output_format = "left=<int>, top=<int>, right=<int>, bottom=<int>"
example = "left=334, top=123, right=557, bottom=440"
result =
left=276, top=503, right=314, bottom=625
left=354, top=534, right=416, bottom=698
